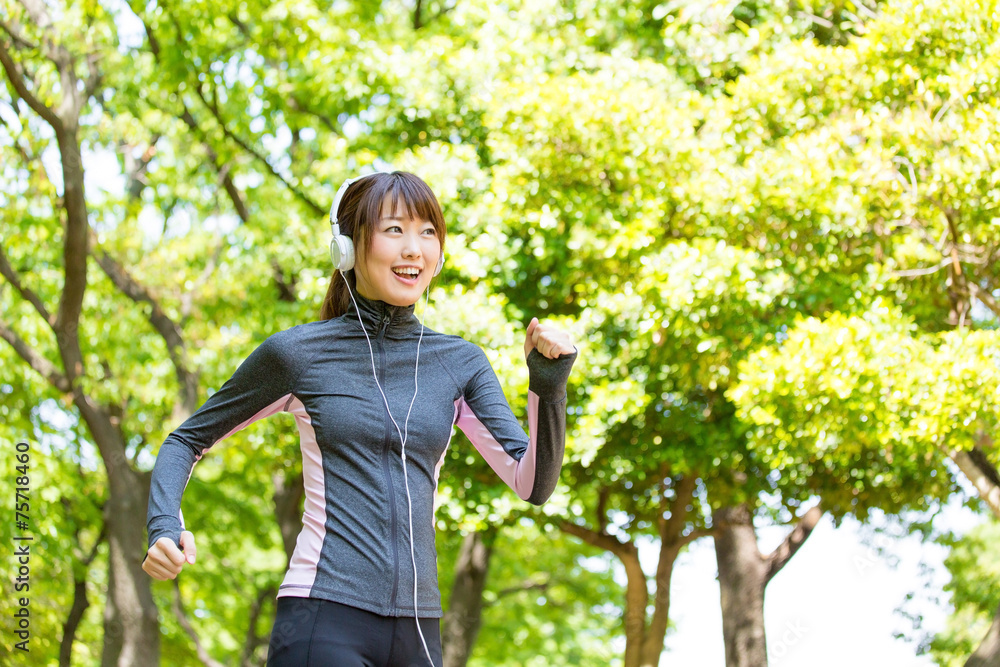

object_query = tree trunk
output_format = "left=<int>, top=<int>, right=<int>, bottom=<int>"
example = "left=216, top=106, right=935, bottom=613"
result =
left=618, top=542, right=650, bottom=667
left=606, top=531, right=682, bottom=667
left=965, top=601, right=1000, bottom=667
left=60, top=579, right=90, bottom=667
left=71, top=395, right=160, bottom=667
left=442, top=526, right=495, bottom=667
left=949, top=440, right=1000, bottom=520
left=101, top=462, right=160, bottom=667
left=243, top=470, right=304, bottom=665
left=58, top=113, right=161, bottom=666
left=101, top=467, right=161, bottom=666
left=60, top=524, right=104, bottom=667
left=240, top=585, right=277, bottom=667
left=712, top=503, right=823, bottom=667
left=273, top=469, right=304, bottom=565
left=713, top=505, right=769, bottom=667
left=560, top=474, right=708, bottom=667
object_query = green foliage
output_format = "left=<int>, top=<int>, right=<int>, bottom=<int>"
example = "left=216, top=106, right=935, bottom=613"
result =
left=729, top=304, right=974, bottom=518
left=927, top=521, right=1000, bottom=666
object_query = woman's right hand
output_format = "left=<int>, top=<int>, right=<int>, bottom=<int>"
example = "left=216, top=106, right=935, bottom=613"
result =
left=142, top=530, right=196, bottom=580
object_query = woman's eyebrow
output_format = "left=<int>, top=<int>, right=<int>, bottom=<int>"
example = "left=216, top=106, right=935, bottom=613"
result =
left=380, top=215, right=431, bottom=223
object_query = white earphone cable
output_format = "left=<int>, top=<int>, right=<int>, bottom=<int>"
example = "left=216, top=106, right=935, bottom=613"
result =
left=345, top=279, right=435, bottom=666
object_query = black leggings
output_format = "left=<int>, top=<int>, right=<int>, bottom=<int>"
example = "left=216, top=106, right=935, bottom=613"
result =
left=266, top=596, right=443, bottom=667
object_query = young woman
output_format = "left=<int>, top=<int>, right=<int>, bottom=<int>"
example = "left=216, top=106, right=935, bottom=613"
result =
left=142, top=171, right=578, bottom=666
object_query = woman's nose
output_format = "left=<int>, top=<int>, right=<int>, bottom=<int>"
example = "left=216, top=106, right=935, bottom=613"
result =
left=401, top=233, right=422, bottom=258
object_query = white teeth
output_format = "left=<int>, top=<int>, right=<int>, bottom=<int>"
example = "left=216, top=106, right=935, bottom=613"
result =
left=393, top=267, right=420, bottom=276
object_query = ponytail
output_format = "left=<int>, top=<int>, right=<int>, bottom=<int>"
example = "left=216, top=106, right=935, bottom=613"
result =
left=320, top=269, right=355, bottom=320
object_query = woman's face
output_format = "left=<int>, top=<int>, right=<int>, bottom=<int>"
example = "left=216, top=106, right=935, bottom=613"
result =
left=354, top=195, right=442, bottom=306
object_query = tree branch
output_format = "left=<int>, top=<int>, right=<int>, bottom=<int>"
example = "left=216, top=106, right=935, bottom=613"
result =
left=18, top=0, right=55, bottom=33
left=89, top=234, right=184, bottom=353
left=485, top=577, right=550, bottom=607
left=966, top=600, right=1000, bottom=667
left=969, top=282, right=1000, bottom=319
left=174, top=105, right=304, bottom=304
left=559, top=520, right=630, bottom=558
left=645, top=473, right=702, bottom=661
left=950, top=444, right=1000, bottom=520
left=933, top=197, right=972, bottom=327
left=678, top=527, right=717, bottom=549
left=798, top=11, right=835, bottom=29
left=287, top=93, right=337, bottom=132
left=415, top=0, right=457, bottom=30
left=59, top=519, right=105, bottom=667
left=222, top=13, right=338, bottom=133
left=136, top=11, right=304, bottom=306
left=414, top=0, right=424, bottom=29
left=17, top=0, right=88, bottom=120
left=162, top=10, right=322, bottom=216
left=192, top=81, right=323, bottom=216
left=89, top=231, right=199, bottom=415
left=81, top=521, right=107, bottom=566
left=662, top=474, right=696, bottom=545
left=83, top=50, right=102, bottom=99
left=122, top=136, right=160, bottom=201
left=0, top=15, right=39, bottom=50
left=11, top=5, right=92, bottom=383
left=0, top=316, right=71, bottom=392
left=18, top=0, right=70, bottom=69
left=0, top=244, right=55, bottom=327
left=179, top=242, right=224, bottom=323
left=765, top=503, right=824, bottom=584
left=133, top=14, right=254, bottom=218
left=892, top=260, right=950, bottom=278
left=0, top=36, right=62, bottom=128
left=596, top=485, right=609, bottom=534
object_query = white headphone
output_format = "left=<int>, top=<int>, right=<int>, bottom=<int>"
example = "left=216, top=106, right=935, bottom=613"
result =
left=329, top=173, right=444, bottom=277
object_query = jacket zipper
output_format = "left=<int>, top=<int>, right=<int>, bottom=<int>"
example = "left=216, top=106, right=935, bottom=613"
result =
left=377, top=308, right=401, bottom=611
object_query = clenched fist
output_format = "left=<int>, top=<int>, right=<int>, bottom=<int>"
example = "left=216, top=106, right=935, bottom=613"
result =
left=524, top=317, right=576, bottom=360
left=142, top=530, right=196, bottom=580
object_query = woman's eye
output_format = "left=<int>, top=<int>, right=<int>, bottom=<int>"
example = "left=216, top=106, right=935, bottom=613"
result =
left=385, top=225, right=402, bottom=233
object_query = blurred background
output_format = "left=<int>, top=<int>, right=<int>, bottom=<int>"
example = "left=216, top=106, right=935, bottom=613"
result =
left=0, top=0, right=998, bottom=665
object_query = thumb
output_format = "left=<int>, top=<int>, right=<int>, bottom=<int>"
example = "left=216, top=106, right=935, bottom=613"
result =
left=524, top=317, right=539, bottom=358
left=180, top=530, right=196, bottom=564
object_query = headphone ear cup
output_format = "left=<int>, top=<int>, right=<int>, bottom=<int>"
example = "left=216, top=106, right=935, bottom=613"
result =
left=330, top=235, right=355, bottom=272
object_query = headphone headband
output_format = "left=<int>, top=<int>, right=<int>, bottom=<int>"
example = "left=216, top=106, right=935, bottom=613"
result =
left=329, top=172, right=380, bottom=233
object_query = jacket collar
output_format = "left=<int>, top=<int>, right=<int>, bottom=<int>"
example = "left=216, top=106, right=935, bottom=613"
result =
left=348, top=289, right=421, bottom=334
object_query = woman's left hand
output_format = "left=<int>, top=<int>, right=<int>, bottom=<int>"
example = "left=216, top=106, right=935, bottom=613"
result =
left=524, top=317, right=576, bottom=360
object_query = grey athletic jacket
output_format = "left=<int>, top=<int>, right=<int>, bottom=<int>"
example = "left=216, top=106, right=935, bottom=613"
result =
left=145, top=291, right=577, bottom=618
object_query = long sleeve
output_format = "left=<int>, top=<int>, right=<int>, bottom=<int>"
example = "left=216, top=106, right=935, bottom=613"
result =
left=145, top=332, right=302, bottom=554
left=455, top=347, right=577, bottom=505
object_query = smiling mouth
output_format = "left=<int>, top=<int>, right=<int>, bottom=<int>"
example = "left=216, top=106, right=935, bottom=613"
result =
left=392, top=267, right=421, bottom=279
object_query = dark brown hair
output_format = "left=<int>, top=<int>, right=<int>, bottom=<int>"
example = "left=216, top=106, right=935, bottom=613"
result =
left=319, top=171, right=447, bottom=320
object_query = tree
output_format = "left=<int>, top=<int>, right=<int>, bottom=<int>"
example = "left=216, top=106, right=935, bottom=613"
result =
left=927, top=521, right=1000, bottom=667
left=0, top=2, right=165, bottom=663
left=709, top=1, right=1000, bottom=662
